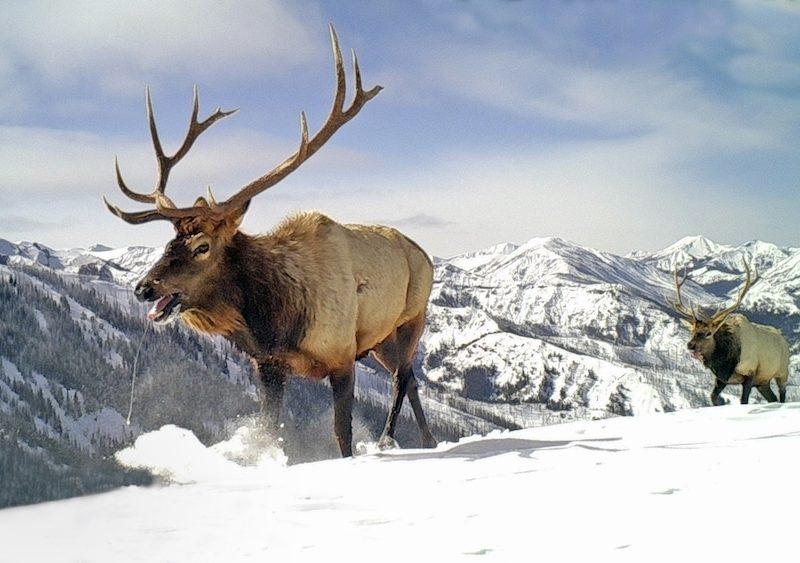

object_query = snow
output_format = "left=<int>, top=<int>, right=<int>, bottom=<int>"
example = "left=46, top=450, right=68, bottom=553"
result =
left=2, top=404, right=800, bottom=561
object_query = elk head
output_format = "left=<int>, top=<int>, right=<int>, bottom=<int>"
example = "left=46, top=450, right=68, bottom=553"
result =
left=104, top=25, right=382, bottom=325
left=673, top=259, right=756, bottom=362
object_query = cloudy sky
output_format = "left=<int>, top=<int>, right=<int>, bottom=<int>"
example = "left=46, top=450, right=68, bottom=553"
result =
left=1, top=0, right=798, bottom=258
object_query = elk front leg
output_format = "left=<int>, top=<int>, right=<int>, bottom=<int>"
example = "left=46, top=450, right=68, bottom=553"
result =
left=256, top=361, right=286, bottom=439
left=329, top=368, right=355, bottom=457
left=710, top=378, right=728, bottom=406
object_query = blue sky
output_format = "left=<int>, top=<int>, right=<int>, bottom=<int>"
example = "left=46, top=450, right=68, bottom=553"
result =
left=1, top=0, right=798, bottom=258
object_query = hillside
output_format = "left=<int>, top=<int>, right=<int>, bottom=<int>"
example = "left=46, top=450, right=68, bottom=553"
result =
left=2, top=233, right=799, bottom=508
left=425, top=234, right=800, bottom=419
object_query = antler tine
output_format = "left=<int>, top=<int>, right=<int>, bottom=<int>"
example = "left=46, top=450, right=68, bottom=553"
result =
left=673, top=264, right=697, bottom=321
left=107, top=86, right=238, bottom=222
left=114, top=156, right=156, bottom=204
left=161, top=86, right=239, bottom=189
left=107, top=26, right=380, bottom=225
left=210, top=23, right=383, bottom=216
left=711, top=258, right=757, bottom=324
left=103, top=196, right=171, bottom=225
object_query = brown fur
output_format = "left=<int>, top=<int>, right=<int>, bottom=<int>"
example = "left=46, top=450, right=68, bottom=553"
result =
left=107, top=26, right=434, bottom=457
left=135, top=210, right=437, bottom=456
left=686, top=314, right=790, bottom=404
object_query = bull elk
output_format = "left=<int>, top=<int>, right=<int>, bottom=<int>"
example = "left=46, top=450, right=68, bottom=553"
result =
left=104, top=26, right=437, bottom=457
left=673, top=260, right=789, bottom=406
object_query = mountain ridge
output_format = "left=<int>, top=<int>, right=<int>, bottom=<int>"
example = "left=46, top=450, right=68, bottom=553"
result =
left=2, top=232, right=799, bottom=507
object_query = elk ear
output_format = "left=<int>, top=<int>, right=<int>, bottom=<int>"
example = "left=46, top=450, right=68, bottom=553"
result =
left=680, top=319, right=694, bottom=330
left=229, top=200, right=251, bottom=228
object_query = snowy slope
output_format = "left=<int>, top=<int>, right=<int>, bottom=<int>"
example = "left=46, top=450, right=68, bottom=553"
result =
left=425, top=234, right=800, bottom=417
left=1, top=404, right=798, bottom=562
left=0, top=238, right=160, bottom=287
left=4, top=234, right=800, bottom=427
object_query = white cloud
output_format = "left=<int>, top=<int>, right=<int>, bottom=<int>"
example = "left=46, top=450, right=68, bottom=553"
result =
left=1, top=1, right=323, bottom=94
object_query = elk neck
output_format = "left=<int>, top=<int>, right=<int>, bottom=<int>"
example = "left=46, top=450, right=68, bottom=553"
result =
left=198, top=230, right=311, bottom=360
left=700, top=323, right=741, bottom=382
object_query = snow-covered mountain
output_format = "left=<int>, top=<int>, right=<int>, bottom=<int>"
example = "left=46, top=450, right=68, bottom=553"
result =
left=3, top=233, right=800, bottom=508
left=425, top=234, right=800, bottom=419
left=0, top=237, right=160, bottom=287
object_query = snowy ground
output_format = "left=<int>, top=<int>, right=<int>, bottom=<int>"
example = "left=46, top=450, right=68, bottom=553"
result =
left=2, top=403, right=799, bottom=562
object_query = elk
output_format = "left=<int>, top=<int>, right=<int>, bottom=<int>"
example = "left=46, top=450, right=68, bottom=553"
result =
left=673, top=260, right=789, bottom=406
left=104, top=26, right=437, bottom=457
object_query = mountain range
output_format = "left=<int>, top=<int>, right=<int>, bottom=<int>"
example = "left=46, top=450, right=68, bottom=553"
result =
left=2, top=232, right=798, bottom=507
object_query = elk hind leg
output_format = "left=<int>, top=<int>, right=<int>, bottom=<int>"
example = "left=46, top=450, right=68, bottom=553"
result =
left=372, top=332, right=406, bottom=450
left=756, top=383, right=778, bottom=403
left=373, top=316, right=436, bottom=449
left=397, top=315, right=436, bottom=448
left=740, top=377, right=755, bottom=404
left=329, top=366, right=355, bottom=457
left=404, top=367, right=437, bottom=448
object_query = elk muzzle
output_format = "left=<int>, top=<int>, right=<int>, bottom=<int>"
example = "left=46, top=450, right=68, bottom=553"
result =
left=135, top=278, right=183, bottom=323
left=687, top=339, right=701, bottom=360
left=134, top=278, right=156, bottom=302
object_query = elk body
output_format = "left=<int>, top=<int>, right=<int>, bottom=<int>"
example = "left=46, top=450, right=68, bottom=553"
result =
left=105, top=26, right=436, bottom=457
left=673, top=261, right=790, bottom=406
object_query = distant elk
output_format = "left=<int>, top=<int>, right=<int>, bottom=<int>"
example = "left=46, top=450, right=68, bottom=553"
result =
left=673, top=260, right=790, bottom=406
left=104, top=26, right=436, bottom=457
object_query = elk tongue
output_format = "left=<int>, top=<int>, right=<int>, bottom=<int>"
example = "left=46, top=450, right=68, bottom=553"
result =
left=147, top=294, right=180, bottom=322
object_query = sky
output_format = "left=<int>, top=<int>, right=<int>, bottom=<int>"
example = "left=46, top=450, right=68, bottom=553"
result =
left=1, top=0, right=799, bottom=259
left=1, top=403, right=798, bottom=561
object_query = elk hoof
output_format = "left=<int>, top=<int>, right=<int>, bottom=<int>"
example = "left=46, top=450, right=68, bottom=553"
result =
left=421, top=434, right=438, bottom=449
left=377, top=436, right=399, bottom=451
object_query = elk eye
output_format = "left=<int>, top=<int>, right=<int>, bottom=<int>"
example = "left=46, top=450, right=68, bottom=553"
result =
left=193, top=243, right=210, bottom=257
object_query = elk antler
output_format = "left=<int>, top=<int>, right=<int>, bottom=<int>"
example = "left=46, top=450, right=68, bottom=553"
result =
left=105, top=24, right=382, bottom=227
left=104, top=87, right=238, bottom=224
left=673, top=264, right=698, bottom=322
left=709, top=259, right=757, bottom=326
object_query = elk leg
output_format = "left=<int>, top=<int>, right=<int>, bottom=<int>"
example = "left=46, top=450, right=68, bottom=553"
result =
left=778, top=381, right=787, bottom=403
left=405, top=367, right=437, bottom=448
left=394, top=315, right=436, bottom=448
left=379, top=364, right=412, bottom=450
left=740, top=376, right=754, bottom=404
left=756, top=383, right=778, bottom=403
left=370, top=332, right=403, bottom=449
left=329, top=369, right=355, bottom=457
left=710, top=378, right=727, bottom=406
left=257, top=362, right=286, bottom=439
left=373, top=315, right=437, bottom=450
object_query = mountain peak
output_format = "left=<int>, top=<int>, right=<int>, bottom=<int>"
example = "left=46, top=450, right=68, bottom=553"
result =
left=665, top=235, right=727, bottom=259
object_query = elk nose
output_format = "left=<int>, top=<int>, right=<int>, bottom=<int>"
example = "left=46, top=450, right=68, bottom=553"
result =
left=134, top=280, right=155, bottom=302
left=687, top=341, right=696, bottom=351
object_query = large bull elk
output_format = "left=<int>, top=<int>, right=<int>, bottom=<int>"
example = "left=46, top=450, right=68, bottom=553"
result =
left=673, top=260, right=789, bottom=405
left=104, top=26, right=437, bottom=457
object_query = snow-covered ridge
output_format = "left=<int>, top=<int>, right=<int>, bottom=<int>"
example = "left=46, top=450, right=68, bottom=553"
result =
left=0, top=238, right=160, bottom=287
left=3, top=233, right=800, bottom=421
left=429, top=233, right=800, bottom=414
